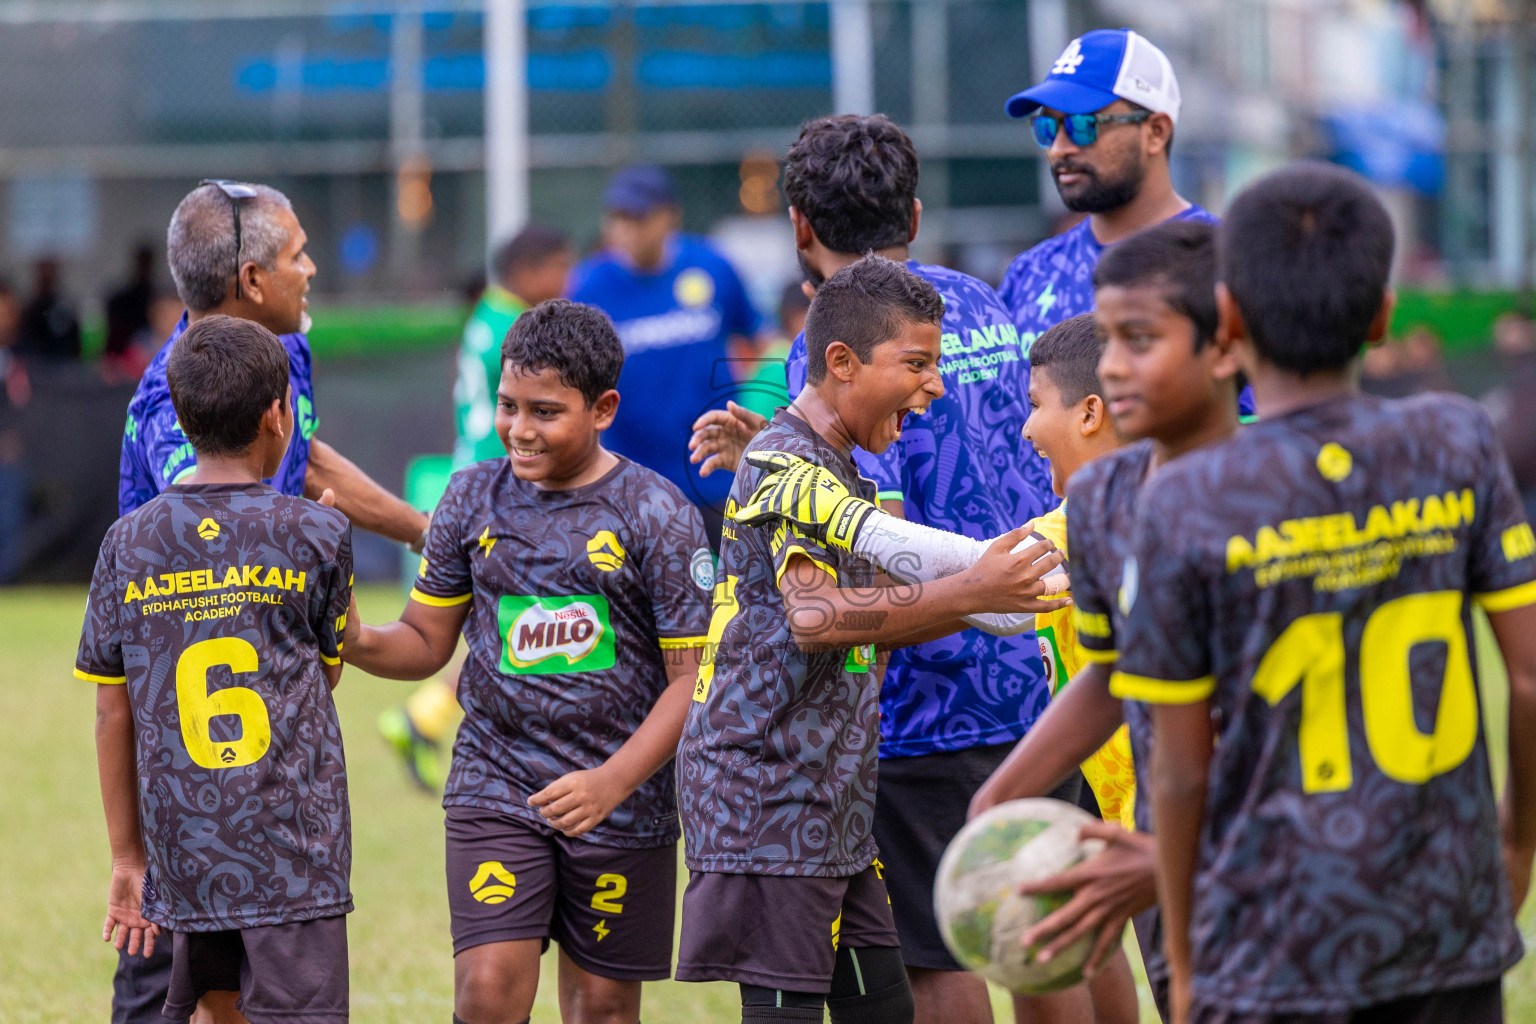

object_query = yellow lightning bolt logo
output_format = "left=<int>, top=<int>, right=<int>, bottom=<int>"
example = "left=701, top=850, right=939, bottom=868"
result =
left=477, top=527, right=496, bottom=557
left=592, top=919, right=610, bottom=941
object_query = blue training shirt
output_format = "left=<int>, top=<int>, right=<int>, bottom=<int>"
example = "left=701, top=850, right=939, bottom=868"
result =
left=119, top=313, right=318, bottom=515
left=997, top=205, right=1255, bottom=416
left=785, top=261, right=1056, bottom=757
left=569, top=235, right=761, bottom=511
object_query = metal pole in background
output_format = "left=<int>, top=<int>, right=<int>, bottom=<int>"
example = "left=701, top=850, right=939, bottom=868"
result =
left=912, top=0, right=949, bottom=256
left=485, top=0, right=529, bottom=254
left=831, top=0, right=875, bottom=115
left=389, top=6, right=425, bottom=287
left=1028, top=0, right=1069, bottom=220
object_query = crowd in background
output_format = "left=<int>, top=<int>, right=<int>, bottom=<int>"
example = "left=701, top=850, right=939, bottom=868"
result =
left=3, top=209, right=1536, bottom=585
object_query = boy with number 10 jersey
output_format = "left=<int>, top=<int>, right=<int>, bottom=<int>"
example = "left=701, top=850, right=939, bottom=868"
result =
left=1131, top=164, right=1536, bottom=1023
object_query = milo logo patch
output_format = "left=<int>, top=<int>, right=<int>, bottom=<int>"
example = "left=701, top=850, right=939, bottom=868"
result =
left=498, top=594, right=615, bottom=675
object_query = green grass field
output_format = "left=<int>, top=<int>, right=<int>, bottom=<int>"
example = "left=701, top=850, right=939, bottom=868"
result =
left=3, top=585, right=1534, bottom=1022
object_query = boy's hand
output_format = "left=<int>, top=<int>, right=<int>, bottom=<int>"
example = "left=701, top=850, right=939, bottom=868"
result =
left=104, top=862, right=160, bottom=958
left=342, top=593, right=361, bottom=652
left=1016, top=821, right=1157, bottom=975
left=316, top=488, right=337, bottom=508
left=689, top=401, right=768, bottom=477
left=529, top=767, right=627, bottom=838
left=733, top=451, right=877, bottom=552
left=961, top=527, right=1069, bottom=615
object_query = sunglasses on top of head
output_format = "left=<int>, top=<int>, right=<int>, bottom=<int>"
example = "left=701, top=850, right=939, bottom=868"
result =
left=200, top=179, right=259, bottom=300
left=1030, top=109, right=1150, bottom=149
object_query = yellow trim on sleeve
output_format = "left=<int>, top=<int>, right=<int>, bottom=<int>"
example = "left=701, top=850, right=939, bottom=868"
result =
left=1109, top=671, right=1216, bottom=704
left=659, top=636, right=708, bottom=650
left=1475, top=579, right=1536, bottom=614
left=775, top=546, right=839, bottom=589
left=74, top=668, right=126, bottom=684
left=409, top=588, right=473, bottom=608
left=320, top=652, right=342, bottom=666
left=1079, top=647, right=1119, bottom=665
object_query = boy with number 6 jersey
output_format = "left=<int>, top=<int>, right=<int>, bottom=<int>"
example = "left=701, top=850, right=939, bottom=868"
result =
left=79, top=315, right=354, bottom=1024
left=1133, top=163, right=1536, bottom=1024
left=342, top=300, right=712, bottom=1024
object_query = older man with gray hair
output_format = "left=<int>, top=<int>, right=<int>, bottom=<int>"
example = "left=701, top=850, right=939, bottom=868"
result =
left=111, top=179, right=427, bottom=1023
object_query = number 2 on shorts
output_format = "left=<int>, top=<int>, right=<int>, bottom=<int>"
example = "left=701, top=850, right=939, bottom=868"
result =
left=591, top=873, right=627, bottom=914
left=176, top=636, right=273, bottom=770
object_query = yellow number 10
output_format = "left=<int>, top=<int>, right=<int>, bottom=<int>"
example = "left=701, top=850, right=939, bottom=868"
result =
left=1252, top=590, right=1478, bottom=793
left=176, top=637, right=273, bottom=770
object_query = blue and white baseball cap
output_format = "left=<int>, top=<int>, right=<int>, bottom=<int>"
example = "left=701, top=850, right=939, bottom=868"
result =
left=1006, top=29, right=1181, bottom=124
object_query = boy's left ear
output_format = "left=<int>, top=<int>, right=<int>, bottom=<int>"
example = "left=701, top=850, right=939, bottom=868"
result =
left=824, top=340, right=858, bottom=383
left=591, top=389, right=621, bottom=431
left=1214, top=282, right=1245, bottom=349
left=1079, top=393, right=1107, bottom=436
left=1366, top=287, right=1396, bottom=344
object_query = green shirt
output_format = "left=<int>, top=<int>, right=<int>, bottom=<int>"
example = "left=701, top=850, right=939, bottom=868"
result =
left=453, top=286, right=527, bottom=467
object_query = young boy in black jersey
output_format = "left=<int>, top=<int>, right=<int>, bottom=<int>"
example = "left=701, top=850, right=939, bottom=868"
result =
left=1128, top=163, right=1536, bottom=1024
left=79, top=315, right=354, bottom=1024
left=344, top=300, right=714, bottom=1024
left=735, top=221, right=1242, bottom=1020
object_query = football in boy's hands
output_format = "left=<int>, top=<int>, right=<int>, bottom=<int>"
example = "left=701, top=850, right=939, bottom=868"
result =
left=933, top=798, right=1107, bottom=994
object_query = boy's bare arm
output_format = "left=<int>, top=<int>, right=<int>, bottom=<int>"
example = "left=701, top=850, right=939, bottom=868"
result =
left=1491, top=602, right=1536, bottom=910
left=343, top=595, right=468, bottom=680
left=96, top=684, right=159, bottom=958
left=530, top=646, right=705, bottom=837
left=779, top=527, right=1062, bottom=652
left=1149, top=700, right=1216, bottom=1024
left=968, top=662, right=1124, bottom=817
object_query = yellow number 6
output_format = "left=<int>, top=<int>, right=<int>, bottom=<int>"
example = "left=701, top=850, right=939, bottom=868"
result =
left=176, top=637, right=272, bottom=770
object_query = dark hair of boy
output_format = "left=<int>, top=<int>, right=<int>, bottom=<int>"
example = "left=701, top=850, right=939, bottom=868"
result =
left=1219, top=161, right=1394, bottom=375
left=783, top=114, right=919, bottom=255
left=491, top=223, right=570, bottom=283
left=1094, top=218, right=1218, bottom=347
left=501, top=298, right=624, bottom=406
left=803, top=254, right=944, bottom=386
left=1027, top=312, right=1102, bottom=405
left=166, top=314, right=289, bottom=455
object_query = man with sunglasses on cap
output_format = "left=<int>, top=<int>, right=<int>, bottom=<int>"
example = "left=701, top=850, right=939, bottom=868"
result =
left=111, top=179, right=427, bottom=1023
left=998, top=29, right=1215, bottom=351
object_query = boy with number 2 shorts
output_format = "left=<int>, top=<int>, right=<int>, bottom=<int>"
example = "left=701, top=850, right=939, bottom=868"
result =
left=343, top=300, right=714, bottom=1024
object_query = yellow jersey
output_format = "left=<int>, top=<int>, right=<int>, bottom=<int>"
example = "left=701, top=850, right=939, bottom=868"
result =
left=1029, top=502, right=1137, bottom=829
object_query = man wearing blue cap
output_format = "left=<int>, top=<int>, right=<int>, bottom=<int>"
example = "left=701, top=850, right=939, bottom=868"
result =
left=569, top=165, right=763, bottom=541
left=998, top=29, right=1215, bottom=350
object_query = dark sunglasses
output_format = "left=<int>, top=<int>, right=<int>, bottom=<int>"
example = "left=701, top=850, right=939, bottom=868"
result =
left=199, top=178, right=259, bottom=300
left=1030, top=110, right=1150, bottom=149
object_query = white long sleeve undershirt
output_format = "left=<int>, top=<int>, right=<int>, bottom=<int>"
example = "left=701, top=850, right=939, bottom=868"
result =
left=849, top=510, right=1047, bottom=636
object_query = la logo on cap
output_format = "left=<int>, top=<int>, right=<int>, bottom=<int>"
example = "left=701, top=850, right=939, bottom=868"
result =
left=1052, top=39, right=1085, bottom=76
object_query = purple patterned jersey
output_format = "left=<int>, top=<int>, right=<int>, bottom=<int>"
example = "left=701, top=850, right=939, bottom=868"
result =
left=1117, top=393, right=1536, bottom=1013
left=784, top=261, right=1055, bottom=756
left=677, top=410, right=882, bottom=877
left=75, top=483, right=353, bottom=931
left=997, top=206, right=1217, bottom=352
left=412, top=456, right=713, bottom=849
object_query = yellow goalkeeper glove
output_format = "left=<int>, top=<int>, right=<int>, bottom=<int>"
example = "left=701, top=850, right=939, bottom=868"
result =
left=730, top=451, right=878, bottom=553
